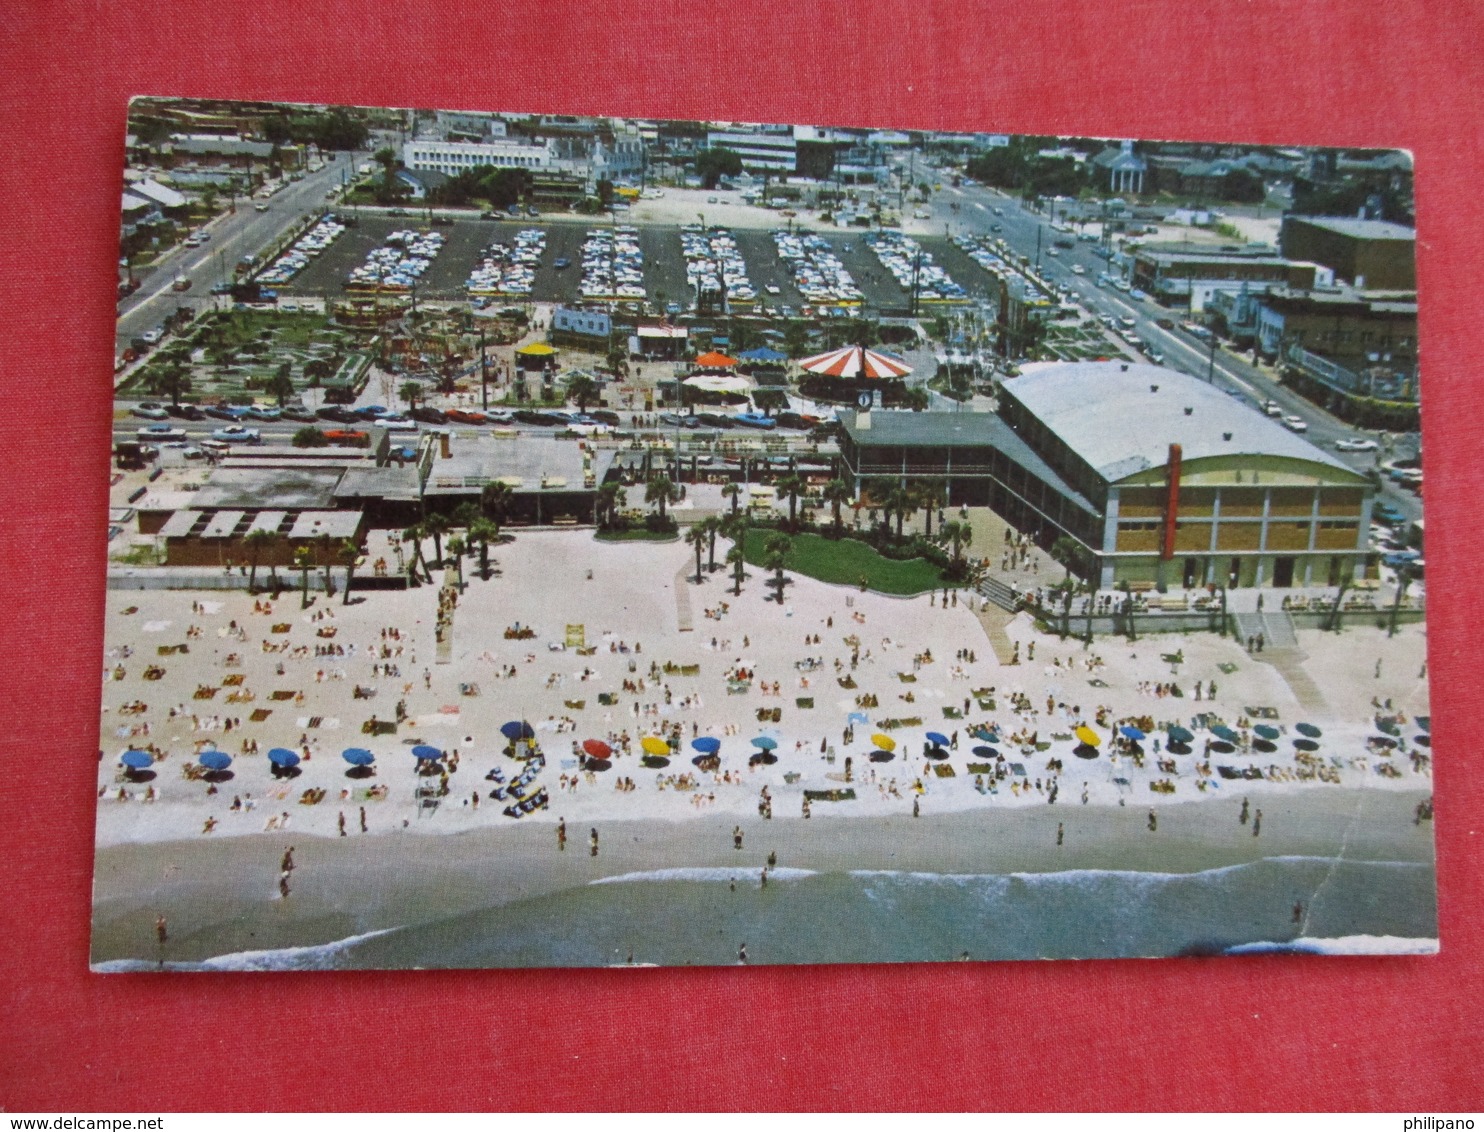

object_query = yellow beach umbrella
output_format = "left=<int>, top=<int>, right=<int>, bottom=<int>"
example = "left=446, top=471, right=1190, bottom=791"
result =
left=1074, top=725, right=1101, bottom=748
left=640, top=736, right=670, bottom=756
left=871, top=733, right=896, bottom=752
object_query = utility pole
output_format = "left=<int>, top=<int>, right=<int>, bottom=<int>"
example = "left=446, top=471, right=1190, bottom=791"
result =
left=480, top=330, right=489, bottom=411
left=1205, top=319, right=1218, bottom=384
left=1034, top=225, right=1042, bottom=275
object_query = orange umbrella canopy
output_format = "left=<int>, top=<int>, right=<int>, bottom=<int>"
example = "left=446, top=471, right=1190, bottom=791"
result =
left=694, top=350, right=739, bottom=368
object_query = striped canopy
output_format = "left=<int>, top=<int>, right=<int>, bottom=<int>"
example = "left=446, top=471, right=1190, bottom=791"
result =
left=797, top=345, right=912, bottom=379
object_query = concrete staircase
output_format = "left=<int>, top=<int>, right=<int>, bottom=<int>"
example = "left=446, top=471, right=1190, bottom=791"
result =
left=977, top=575, right=1023, bottom=614
left=1231, top=610, right=1298, bottom=650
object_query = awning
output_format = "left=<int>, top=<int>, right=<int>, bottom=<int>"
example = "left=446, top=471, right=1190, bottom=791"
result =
left=798, top=345, right=912, bottom=379
left=694, top=350, right=739, bottom=368
left=515, top=342, right=557, bottom=356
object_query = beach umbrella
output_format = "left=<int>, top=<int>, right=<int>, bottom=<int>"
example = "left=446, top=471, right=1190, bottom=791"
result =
left=1293, top=738, right=1320, bottom=752
left=847, top=712, right=870, bottom=726
left=501, top=720, right=535, bottom=741
left=582, top=739, right=612, bottom=759
left=411, top=744, right=442, bottom=761
left=1416, top=715, right=1431, bottom=733
left=925, top=731, right=950, bottom=747
left=1254, top=724, right=1280, bottom=741
left=641, top=736, right=670, bottom=756
left=869, top=750, right=895, bottom=763
left=1120, top=726, right=1145, bottom=741
left=1167, top=725, right=1194, bottom=744
left=798, top=344, right=912, bottom=380
left=267, top=748, right=300, bottom=768
left=198, top=750, right=232, bottom=771
left=971, top=744, right=998, bottom=758
left=972, top=727, right=998, bottom=742
left=1212, top=725, right=1241, bottom=744
left=751, top=736, right=778, bottom=751
left=121, top=749, right=154, bottom=769
left=691, top=736, right=721, bottom=754
left=1376, top=718, right=1400, bottom=736
left=1295, top=723, right=1322, bottom=739
left=342, top=748, right=375, bottom=766
left=1415, top=735, right=1431, bottom=747
left=1252, top=740, right=1278, bottom=754
left=1074, top=725, right=1101, bottom=748
left=871, top=734, right=896, bottom=752
left=694, top=350, right=739, bottom=369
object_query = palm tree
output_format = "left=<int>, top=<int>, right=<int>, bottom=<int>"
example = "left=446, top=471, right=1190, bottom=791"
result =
left=1387, top=562, right=1414, bottom=638
left=399, top=380, right=423, bottom=410
left=594, top=482, right=626, bottom=529
left=703, top=515, right=723, bottom=572
left=941, top=519, right=972, bottom=566
left=645, top=473, right=678, bottom=525
left=822, top=478, right=852, bottom=536
left=401, top=523, right=431, bottom=584
left=764, top=533, right=793, bottom=604
left=148, top=360, right=192, bottom=409
left=566, top=374, right=599, bottom=413
left=481, top=480, right=513, bottom=530
left=468, top=518, right=498, bottom=580
left=266, top=360, right=295, bottom=408
left=685, top=524, right=708, bottom=584
left=916, top=478, right=946, bottom=538
left=373, top=145, right=400, bottom=201
left=318, top=534, right=335, bottom=597
left=721, top=482, right=741, bottom=515
left=293, top=546, right=313, bottom=609
left=425, top=512, right=452, bottom=568
left=339, top=538, right=360, bottom=605
left=776, top=474, right=806, bottom=530
left=727, top=542, right=747, bottom=595
left=1050, top=535, right=1083, bottom=582
left=244, top=528, right=276, bottom=593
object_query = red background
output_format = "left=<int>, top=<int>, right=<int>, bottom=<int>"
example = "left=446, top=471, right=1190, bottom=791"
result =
left=2, top=0, right=1481, bottom=1110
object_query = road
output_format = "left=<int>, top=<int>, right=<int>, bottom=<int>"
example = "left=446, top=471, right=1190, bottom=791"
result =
left=115, top=153, right=358, bottom=350
left=920, top=171, right=1423, bottom=526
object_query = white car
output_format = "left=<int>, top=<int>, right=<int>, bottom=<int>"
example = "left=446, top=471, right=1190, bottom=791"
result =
left=765, top=284, right=781, bottom=295
left=1070, top=264, right=1085, bottom=275
left=1283, top=415, right=1309, bottom=433
left=1335, top=437, right=1379, bottom=452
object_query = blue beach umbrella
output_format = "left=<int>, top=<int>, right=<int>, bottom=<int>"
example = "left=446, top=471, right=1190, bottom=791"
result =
left=752, top=736, right=778, bottom=750
left=1120, top=726, right=1145, bottom=741
left=267, top=747, right=300, bottom=768
left=198, top=749, right=232, bottom=771
left=411, top=745, right=442, bottom=761
left=500, top=720, right=535, bottom=741
left=1212, top=725, right=1241, bottom=744
left=342, top=748, right=376, bottom=766
left=690, top=736, right=721, bottom=754
left=121, top=749, right=153, bottom=769
left=1416, top=716, right=1431, bottom=733
left=847, top=712, right=870, bottom=726
left=1167, top=725, right=1194, bottom=744
left=971, top=744, right=998, bottom=758
left=1254, top=724, right=1280, bottom=741
left=1295, top=723, right=1322, bottom=739
left=925, top=731, right=950, bottom=747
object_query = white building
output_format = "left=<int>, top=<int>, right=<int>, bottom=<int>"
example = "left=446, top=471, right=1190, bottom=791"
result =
left=402, top=137, right=555, bottom=177
left=705, top=123, right=798, bottom=172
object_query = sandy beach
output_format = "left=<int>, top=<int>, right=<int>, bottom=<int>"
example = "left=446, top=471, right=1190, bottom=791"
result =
left=93, top=527, right=1436, bottom=966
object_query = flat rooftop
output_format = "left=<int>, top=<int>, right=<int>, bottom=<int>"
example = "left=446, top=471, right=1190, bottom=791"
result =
left=192, top=466, right=345, bottom=511
left=1287, top=216, right=1416, bottom=242
left=1006, top=361, right=1361, bottom=482
left=423, top=437, right=619, bottom=495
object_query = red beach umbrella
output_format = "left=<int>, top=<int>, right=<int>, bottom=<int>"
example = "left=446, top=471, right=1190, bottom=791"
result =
left=582, top=739, right=612, bottom=759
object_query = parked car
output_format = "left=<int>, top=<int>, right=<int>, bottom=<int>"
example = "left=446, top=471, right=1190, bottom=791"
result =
left=445, top=409, right=487, bottom=424
left=589, top=409, right=620, bottom=426
left=735, top=412, right=776, bottom=430
left=132, top=402, right=169, bottom=420
left=410, top=406, right=449, bottom=425
left=322, top=429, right=370, bottom=447
left=553, top=257, right=571, bottom=269
left=1260, top=400, right=1283, bottom=417
left=1335, top=437, right=1380, bottom=452
left=211, top=425, right=261, bottom=444
left=166, top=404, right=206, bottom=421
left=280, top=406, right=318, bottom=423
left=205, top=405, right=249, bottom=421
left=484, top=409, right=515, bottom=424
left=696, top=412, right=736, bottom=430
left=317, top=406, right=361, bottom=424
left=243, top=405, right=282, bottom=421
left=1373, top=502, right=1407, bottom=526
left=1282, top=415, right=1309, bottom=433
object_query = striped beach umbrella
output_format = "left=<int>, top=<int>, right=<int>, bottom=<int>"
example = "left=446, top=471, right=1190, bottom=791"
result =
left=797, top=345, right=912, bottom=380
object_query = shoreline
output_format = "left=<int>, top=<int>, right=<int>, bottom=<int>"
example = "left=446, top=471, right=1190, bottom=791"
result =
left=92, top=786, right=1435, bottom=966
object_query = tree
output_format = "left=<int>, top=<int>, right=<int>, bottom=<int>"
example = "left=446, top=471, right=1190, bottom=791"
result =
left=398, top=380, right=423, bottom=410
left=594, top=482, right=626, bottom=530
left=822, top=478, right=852, bottom=536
left=870, top=481, right=915, bottom=542
left=752, top=387, right=788, bottom=415
left=645, top=473, right=679, bottom=525
left=721, top=482, right=742, bottom=515
left=685, top=524, right=708, bottom=584
left=244, top=528, right=276, bottom=593
left=266, top=360, right=295, bottom=407
left=292, top=426, right=330, bottom=448
left=425, top=512, right=452, bottom=568
left=941, top=519, right=972, bottom=565
left=481, top=480, right=514, bottom=530
left=695, top=147, right=743, bottom=190
left=1387, top=562, right=1413, bottom=638
left=373, top=146, right=404, bottom=204
left=727, top=542, right=747, bottom=595
left=293, top=546, right=314, bottom=610
left=446, top=535, right=466, bottom=588
left=1050, top=535, right=1085, bottom=582
left=401, top=524, right=431, bottom=584
left=899, top=386, right=930, bottom=412
left=703, top=515, right=721, bottom=572
left=776, top=474, right=806, bottom=530
left=148, top=361, right=192, bottom=409
left=764, top=533, right=793, bottom=604
left=339, top=539, right=360, bottom=605
left=566, top=374, right=599, bottom=413
left=468, top=518, right=498, bottom=580
left=916, top=478, right=946, bottom=537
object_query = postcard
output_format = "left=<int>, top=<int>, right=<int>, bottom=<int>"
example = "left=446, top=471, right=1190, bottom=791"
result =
left=93, top=98, right=1433, bottom=969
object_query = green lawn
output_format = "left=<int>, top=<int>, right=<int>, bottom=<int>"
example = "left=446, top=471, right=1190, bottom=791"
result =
left=741, top=529, right=951, bottom=596
left=595, top=528, right=679, bottom=542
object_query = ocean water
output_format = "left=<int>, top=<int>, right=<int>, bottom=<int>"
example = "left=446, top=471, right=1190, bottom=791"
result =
left=94, top=856, right=1437, bottom=971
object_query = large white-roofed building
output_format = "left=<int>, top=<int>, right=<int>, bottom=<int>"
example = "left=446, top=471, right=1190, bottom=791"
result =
left=840, top=360, right=1373, bottom=591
